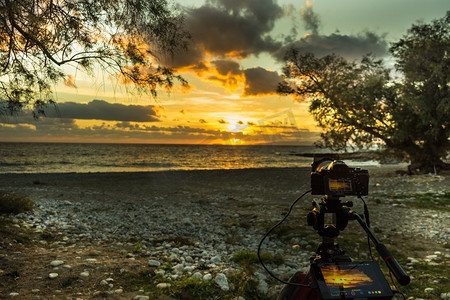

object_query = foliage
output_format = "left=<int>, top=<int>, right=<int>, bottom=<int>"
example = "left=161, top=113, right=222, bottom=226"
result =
left=231, top=249, right=284, bottom=267
left=0, top=190, right=34, bottom=214
left=171, top=277, right=226, bottom=300
left=279, top=11, right=450, bottom=173
left=0, top=0, right=189, bottom=116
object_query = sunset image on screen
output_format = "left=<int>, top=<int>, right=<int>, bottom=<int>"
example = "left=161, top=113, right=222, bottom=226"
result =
left=322, top=266, right=374, bottom=289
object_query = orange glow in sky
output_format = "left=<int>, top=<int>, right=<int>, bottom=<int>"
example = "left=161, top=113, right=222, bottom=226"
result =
left=1, top=0, right=445, bottom=145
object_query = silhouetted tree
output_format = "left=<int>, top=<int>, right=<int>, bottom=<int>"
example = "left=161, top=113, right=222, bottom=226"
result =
left=0, top=0, right=189, bottom=116
left=279, top=11, right=450, bottom=173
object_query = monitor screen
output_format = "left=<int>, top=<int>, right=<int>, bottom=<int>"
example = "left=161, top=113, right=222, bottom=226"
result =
left=311, top=261, right=393, bottom=300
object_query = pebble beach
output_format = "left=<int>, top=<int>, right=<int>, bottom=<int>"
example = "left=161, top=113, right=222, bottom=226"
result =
left=1, top=166, right=449, bottom=299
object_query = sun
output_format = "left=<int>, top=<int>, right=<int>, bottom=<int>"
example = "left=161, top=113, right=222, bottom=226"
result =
left=224, top=138, right=245, bottom=145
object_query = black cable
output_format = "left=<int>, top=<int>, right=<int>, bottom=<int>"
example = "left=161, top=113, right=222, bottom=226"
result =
left=359, top=196, right=375, bottom=261
left=257, top=189, right=312, bottom=287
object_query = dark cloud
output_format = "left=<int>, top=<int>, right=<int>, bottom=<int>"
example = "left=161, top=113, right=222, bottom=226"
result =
left=212, top=60, right=242, bottom=76
left=44, top=100, right=161, bottom=122
left=243, top=67, right=282, bottom=96
left=166, top=0, right=283, bottom=69
left=275, top=32, right=388, bottom=61
left=218, top=119, right=228, bottom=124
left=198, top=119, right=207, bottom=124
left=274, top=3, right=387, bottom=61
left=301, top=3, right=320, bottom=35
left=187, top=6, right=279, bottom=57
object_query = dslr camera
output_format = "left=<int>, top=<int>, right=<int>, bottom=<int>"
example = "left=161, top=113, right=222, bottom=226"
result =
left=311, top=157, right=369, bottom=197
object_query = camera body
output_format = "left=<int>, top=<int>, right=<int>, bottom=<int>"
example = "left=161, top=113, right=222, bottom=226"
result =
left=311, top=158, right=369, bottom=196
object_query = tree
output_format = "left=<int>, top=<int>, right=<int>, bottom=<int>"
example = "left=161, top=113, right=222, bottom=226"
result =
left=0, top=0, right=189, bottom=116
left=278, top=11, right=450, bottom=173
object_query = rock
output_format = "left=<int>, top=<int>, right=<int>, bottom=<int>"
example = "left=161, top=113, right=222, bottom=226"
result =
left=441, top=292, right=450, bottom=299
left=48, top=273, right=59, bottom=279
left=184, top=266, right=196, bottom=272
left=106, top=277, right=114, bottom=282
left=100, top=280, right=108, bottom=286
left=31, top=289, right=40, bottom=293
left=214, top=273, right=229, bottom=291
left=168, top=253, right=179, bottom=261
left=50, top=260, right=64, bottom=267
left=407, top=257, right=419, bottom=263
left=181, top=217, right=193, bottom=226
left=80, top=271, right=90, bottom=277
left=85, top=258, right=97, bottom=263
left=148, top=260, right=161, bottom=267
left=9, top=292, right=19, bottom=297
left=257, top=279, right=269, bottom=294
left=172, top=263, right=184, bottom=273
left=425, top=287, right=435, bottom=293
left=134, top=296, right=149, bottom=300
left=192, top=272, right=203, bottom=280
left=203, top=273, right=212, bottom=281
left=156, top=283, right=171, bottom=289
left=210, top=255, right=221, bottom=263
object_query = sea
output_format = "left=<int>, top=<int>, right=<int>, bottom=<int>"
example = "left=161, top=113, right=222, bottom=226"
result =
left=0, top=142, right=335, bottom=174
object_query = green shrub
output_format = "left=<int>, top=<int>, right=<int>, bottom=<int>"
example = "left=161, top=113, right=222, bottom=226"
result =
left=231, top=250, right=284, bottom=267
left=0, top=191, right=34, bottom=214
left=172, top=277, right=225, bottom=300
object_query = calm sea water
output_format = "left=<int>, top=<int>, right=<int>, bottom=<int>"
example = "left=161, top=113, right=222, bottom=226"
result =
left=0, top=143, right=327, bottom=174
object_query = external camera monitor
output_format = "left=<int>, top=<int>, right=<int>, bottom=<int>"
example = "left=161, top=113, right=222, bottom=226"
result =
left=311, top=261, right=393, bottom=300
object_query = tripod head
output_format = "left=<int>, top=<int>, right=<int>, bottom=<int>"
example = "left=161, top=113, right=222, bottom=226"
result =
left=307, top=195, right=354, bottom=263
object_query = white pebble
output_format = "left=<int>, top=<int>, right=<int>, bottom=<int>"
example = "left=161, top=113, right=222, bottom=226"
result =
left=80, top=271, right=90, bottom=277
left=148, top=260, right=161, bottom=267
left=203, top=273, right=212, bottom=281
left=50, top=260, right=64, bottom=267
left=214, top=273, right=229, bottom=291
left=156, top=283, right=172, bottom=289
left=192, top=272, right=203, bottom=280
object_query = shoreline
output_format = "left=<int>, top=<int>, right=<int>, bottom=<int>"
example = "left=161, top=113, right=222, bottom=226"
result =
left=0, top=162, right=408, bottom=175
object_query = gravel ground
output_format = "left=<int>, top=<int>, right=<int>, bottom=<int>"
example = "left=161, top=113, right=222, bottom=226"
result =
left=0, top=166, right=449, bottom=299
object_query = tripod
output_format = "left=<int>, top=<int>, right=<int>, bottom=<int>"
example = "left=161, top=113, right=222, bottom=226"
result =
left=278, top=195, right=410, bottom=300
left=307, top=195, right=410, bottom=286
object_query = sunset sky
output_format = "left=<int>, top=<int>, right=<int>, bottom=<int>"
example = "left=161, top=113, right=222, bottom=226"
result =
left=0, top=0, right=448, bottom=145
